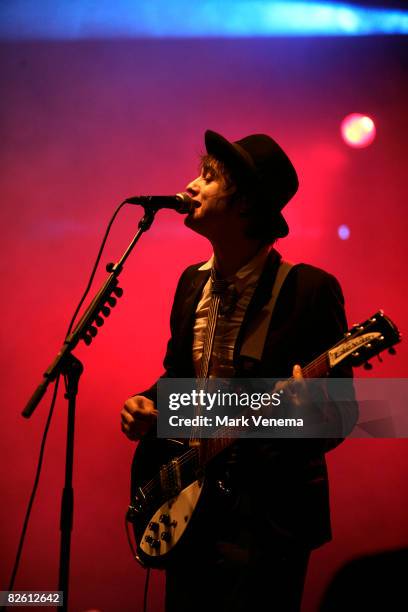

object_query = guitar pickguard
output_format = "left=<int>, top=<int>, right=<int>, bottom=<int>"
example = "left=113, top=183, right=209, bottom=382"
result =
left=139, top=479, right=204, bottom=560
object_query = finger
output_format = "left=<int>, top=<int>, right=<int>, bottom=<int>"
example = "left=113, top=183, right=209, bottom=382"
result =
left=126, top=397, right=156, bottom=415
left=121, top=420, right=130, bottom=433
left=121, top=421, right=139, bottom=440
left=121, top=410, right=134, bottom=426
left=273, top=380, right=287, bottom=393
left=291, top=364, right=306, bottom=393
left=123, top=398, right=143, bottom=415
left=123, top=401, right=149, bottom=419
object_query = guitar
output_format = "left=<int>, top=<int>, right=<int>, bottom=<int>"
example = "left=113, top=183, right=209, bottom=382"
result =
left=126, top=310, right=400, bottom=568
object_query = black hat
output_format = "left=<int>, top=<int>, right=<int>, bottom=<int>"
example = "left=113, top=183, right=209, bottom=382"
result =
left=205, top=129, right=298, bottom=238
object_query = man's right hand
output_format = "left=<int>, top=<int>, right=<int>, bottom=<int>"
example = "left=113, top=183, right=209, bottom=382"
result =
left=121, top=395, right=158, bottom=441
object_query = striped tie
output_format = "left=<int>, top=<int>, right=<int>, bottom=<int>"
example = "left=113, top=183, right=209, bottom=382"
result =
left=197, top=268, right=229, bottom=380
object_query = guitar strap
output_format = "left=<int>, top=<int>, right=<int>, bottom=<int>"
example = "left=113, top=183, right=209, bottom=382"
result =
left=239, top=260, right=294, bottom=363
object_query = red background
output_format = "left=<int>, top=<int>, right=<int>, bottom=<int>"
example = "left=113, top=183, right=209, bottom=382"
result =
left=1, top=36, right=407, bottom=611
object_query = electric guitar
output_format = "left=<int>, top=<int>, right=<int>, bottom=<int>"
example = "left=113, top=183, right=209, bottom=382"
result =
left=126, top=310, right=400, bottom=568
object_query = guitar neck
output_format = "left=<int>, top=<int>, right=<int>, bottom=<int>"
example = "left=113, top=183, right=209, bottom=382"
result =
left=134, top=311, right=398, bottom=519
left=197, top=350, right=331, bottom=467
left=298, top=351, right=330, bottom=378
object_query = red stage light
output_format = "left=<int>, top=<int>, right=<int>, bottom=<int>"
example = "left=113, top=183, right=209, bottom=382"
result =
left=341, top=113, right=376, bottom=148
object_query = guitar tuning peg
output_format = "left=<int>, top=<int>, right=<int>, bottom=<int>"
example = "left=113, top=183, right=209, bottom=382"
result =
left=363, top=362, right=373, bottom=370
left=82, top=333, right=92, bottom=346
left=388, top=347, right=396, bottom=355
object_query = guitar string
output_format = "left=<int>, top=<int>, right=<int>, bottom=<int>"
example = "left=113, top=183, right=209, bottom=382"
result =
left=140, top=353, right=332, bottom=498
left=138, top=350, right=333, bottom=499
left=140, top=320, right=386, bottom=497
left=138, top=283, right=224, bottom=501
left=137, top=323, right=388, bottom=501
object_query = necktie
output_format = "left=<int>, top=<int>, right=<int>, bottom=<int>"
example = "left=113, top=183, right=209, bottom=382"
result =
left=197, top=268, right=229, bottom=380
left=191, top=270, right=228, bottom=447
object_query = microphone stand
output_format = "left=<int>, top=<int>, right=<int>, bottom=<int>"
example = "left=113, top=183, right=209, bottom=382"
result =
left=22, top=207, right=157, bottom=612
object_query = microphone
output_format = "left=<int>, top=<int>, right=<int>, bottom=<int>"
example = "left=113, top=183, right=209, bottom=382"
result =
left=125, top=192, right=195, bottom=214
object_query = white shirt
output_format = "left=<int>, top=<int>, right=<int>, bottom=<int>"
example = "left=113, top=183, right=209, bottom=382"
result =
left=192, top=247, right=270, bottom=377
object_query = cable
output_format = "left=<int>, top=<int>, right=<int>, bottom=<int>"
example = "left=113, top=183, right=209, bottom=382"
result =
left=65, top=201, right=127, bottom=336
left=3, top=200, right=129, bottom=601
left=1, top=375, right=60, bottom=603
left=143, top=568, right=151, bottom=612
left=125, top=516, right=151, bottom=612
left=125, top=514, right=138, bottom=559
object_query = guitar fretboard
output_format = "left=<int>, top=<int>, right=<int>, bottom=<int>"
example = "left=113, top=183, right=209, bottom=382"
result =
left=195, top=349, right=331, bottom=467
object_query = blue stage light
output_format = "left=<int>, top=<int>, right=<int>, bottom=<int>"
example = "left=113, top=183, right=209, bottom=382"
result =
left=0, top=1, right=408, bottom=39
left=338, top=225, right=351, bottom=240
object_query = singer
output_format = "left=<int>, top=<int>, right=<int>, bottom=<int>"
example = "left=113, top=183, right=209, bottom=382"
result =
left=121, top=130, right=357, bottom=611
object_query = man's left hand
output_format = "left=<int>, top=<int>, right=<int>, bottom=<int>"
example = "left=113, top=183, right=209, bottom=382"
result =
left=274, top=364, right=311, bottom=409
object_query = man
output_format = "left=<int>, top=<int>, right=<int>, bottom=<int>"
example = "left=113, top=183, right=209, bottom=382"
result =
left=121, top=130, right=356, bottom=611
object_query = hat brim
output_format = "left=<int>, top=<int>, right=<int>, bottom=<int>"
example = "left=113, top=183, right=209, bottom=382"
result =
left=204, top=130, right=289, bottom=238
left=205, top=130, right=257, bottom=182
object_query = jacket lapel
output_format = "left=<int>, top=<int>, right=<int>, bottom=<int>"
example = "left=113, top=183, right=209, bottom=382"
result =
left=233, top=248, right=282, bottom=369
left=176, top=250, right=282, bottom=372
left=177, top=268, right=210, bottom=358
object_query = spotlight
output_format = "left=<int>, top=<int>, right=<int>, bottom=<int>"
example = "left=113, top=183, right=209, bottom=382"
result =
left=341, top=113, right=376, bottom=148
left=338, top=224, right=350, bottom=240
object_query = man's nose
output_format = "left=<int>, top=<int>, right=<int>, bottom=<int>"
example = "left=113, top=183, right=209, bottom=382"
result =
left=185, top=177, right=200, bottom=196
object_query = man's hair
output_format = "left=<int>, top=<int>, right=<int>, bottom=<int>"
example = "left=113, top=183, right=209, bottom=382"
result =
left=200, top=154, right=279, bottom=245
left=200, top=154, right=235, bottom=191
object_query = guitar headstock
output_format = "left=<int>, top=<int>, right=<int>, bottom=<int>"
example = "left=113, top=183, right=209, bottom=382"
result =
left=328, top=310, right=401, bottom=370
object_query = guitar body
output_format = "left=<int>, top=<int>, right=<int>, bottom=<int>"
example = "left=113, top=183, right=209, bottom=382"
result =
left=129, top=437, right=206, bottom=568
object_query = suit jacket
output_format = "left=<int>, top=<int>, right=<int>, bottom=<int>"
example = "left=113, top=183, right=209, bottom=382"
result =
left=139, top=249, right=357, bottom=550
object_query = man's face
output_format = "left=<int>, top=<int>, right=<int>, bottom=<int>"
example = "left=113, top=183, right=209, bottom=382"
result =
left=184, top=167, right=236, bottom=240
